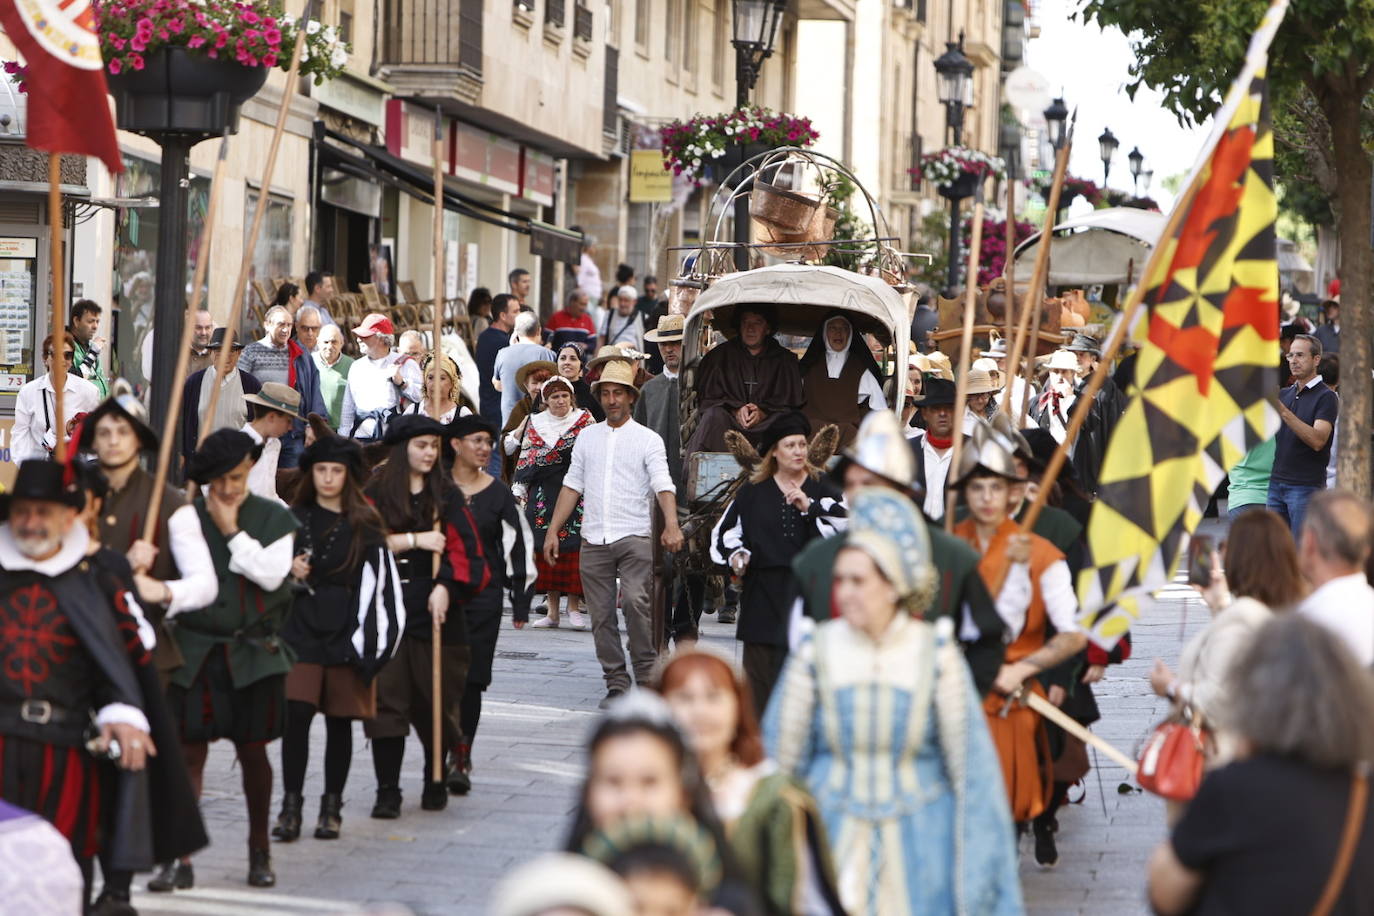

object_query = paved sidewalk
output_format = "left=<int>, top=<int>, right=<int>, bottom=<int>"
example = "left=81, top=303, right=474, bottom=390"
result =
left=128, top=549, right=1216, bottom=915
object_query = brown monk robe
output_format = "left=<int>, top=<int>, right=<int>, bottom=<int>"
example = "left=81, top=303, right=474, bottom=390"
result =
left=798, top=313, right=885, bottom=448
left=684, top=304, right=804, bottom=454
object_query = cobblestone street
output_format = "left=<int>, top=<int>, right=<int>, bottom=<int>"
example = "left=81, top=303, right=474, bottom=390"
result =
left=127, top=530, right=1219, bottom=916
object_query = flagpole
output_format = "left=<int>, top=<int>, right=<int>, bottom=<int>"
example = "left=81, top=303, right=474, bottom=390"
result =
left=142, top=140, right=230, bottom=546
left=944, top=185, right=987, bottom=532
left=1003, top=114, right=1075, bottom=418
left=1020, top=174, right=1207, bottom=535
left=1018, top=281, right=1045, bottom=427
left=1003, top=174, right=1016, bottom=350
left=48, top=154, right=66, bottom=464
left=199, top=0, right=315, bottom=446
left=430, top=108, right=445, bottom=786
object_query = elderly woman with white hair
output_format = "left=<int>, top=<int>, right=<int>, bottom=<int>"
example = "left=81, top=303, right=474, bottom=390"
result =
left=338, top=312, right=422, bottom=441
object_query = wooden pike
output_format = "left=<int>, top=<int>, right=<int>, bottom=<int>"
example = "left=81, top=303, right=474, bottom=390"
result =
left=1023, top=690, right=1139, bottom=775
left=199, top=0, right=316, bottom=446
left=1019, top=151, right=1206, bottom=535
left=1002, top=110, right=1076, bottom=419
left=48, top=154, right=67, bottom=464
left=143, top=140, right=230, bottom=544
left=1003, top=172, right=1016, bottom=355
left=944, top=183, right=988, bottom=532
left=430, top=108, right=445, bottom=784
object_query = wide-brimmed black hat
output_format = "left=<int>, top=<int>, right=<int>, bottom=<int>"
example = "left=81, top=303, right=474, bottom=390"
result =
left=208, top=327, right=245, bottom=351
left=911, top=376, right=957, bottom=407
left=755, top=411, right=811, bottom=458
left=77, top=385, right=158, bottom=453
left=300, top=414, right=366, bottom=478
left=1063, top=333, right=1101, bottom=356
left=0, top=459, right=86, bottom=517
left=447, top=414, right=498, bottom=440
left=188, top=429, right=262, bottom=485
left=382, top=415, right=448, bottom=446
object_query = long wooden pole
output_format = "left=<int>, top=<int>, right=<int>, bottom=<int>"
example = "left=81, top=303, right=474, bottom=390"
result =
left=48, top=154, right=66, bottom=464
left=944, top=186, right=987, bottom=531
left=1018, top=284, right=1045, bottom=426
left=142, top=141, right=230, bottom=544
left=1019, top=168, right=1206, bottom=534
left=1003, top=115, right=1075, bottom=418
left=199, top=0, right=315, bottom=446
left=1003, top=174, right=1016, bottom=350
left=430, top=110, right=445, bottom=784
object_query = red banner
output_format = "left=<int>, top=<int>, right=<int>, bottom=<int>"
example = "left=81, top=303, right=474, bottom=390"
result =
left=0, top=0, right=122, bottom=173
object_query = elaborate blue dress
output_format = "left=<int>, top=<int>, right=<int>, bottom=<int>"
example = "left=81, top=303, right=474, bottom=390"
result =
left=763, top=614, right=1023, bottom=915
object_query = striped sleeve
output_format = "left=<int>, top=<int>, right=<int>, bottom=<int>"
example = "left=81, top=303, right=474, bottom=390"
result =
left=501, top=487, right=538, bottom=622
left=349, top=545, right=406, bottom=682
left=710, top=491, right=747, bottom=566
left=442, top=494, right=491, bottom=599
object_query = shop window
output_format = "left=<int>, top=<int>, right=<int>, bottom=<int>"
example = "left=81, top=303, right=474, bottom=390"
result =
left=112, top=154, right=211, bottom=392
left=711, top=2, right=725, bottom=90
left=634, top=0, right=648, bottom=49
left=682, top=0, right=696, bottom=78
left=243, top=189, right=294, bottom=327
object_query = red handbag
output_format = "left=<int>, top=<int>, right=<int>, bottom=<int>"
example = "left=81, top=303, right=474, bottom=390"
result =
left=1136, top=711, right=1208, bottom=801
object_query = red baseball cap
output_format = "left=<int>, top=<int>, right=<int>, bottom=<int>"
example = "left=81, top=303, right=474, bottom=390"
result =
left=353, top=313, right=395, bottom=338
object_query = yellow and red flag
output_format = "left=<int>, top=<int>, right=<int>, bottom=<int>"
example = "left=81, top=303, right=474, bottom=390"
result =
left=0, top=0, right=123, bottom=173
left=1076, top=0, right=1288, bottom=647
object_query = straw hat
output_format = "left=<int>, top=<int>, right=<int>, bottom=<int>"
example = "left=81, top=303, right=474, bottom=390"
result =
left=964, top=367, right=999, bottom=395
left=907, top=352, right=931, bottom=373
left=644, top=313, right=684, bottom=343
left=1044, top=349, right=1080, bottom=373
left=586, top=343, right=637, bottom=372
left=515, top=360, right=557, bottom=391
left=926, top=351, right=953, bottom=380
left=971, top=357, right=1002, bottom=387
left=591, top=359, right=639, bottom=394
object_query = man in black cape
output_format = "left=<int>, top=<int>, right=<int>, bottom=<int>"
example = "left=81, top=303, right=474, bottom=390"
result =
left=0, top=460, right=206, bottom=913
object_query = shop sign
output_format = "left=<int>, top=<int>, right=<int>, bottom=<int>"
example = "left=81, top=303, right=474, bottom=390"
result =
left=0, top=238, right=37, bottom=258
left=629, top=150, right=672, bottom=203
left=384, top=100, right=445, bottom=168
left=311, top=73, right=388, bottom=126
left=522, top=150, right=556, bottom=207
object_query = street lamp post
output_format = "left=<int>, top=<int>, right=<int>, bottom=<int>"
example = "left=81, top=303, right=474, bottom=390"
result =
left=1128, top=146, right=1144, bottom=196
left=934, top=40, right=975, bottom=291
left=1043, top=97, right=1069, bottom=153
left=731, top=0, right=785, bottom=269
left=1098, top=126, right=1118, bottom=187
left=1142, top=169, right=1154, bottom=196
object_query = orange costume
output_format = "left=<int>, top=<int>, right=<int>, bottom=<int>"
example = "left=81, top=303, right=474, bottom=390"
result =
left=954, top=517, right=1069, bottom=822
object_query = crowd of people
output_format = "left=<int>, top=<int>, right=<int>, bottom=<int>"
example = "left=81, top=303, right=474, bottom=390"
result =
left=5, top=261, right=1374, bottom=916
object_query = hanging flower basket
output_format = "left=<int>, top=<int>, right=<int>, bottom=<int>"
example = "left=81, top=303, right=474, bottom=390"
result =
left=659, top=105, right=819, bottom=185
left=107, top=46, right=268, bottom=135
left=910, top=146, right=1006, bottom=197
left=1038, top=174, right=1103, bottom=208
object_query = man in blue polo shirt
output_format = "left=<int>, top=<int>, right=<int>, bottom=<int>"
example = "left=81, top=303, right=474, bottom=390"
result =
left=1268, top=333, right=1339, bottom=535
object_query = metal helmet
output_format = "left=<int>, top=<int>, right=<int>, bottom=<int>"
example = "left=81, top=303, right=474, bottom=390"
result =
left=841, top=410, right=916, bottom=490
left=951, top=415, right=1026, bottom=487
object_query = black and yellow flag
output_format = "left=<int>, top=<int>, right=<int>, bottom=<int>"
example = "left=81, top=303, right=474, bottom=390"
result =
left=1076, top=1, right=1287, bottom=647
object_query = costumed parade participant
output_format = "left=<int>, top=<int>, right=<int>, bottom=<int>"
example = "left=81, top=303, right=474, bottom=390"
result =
left=273, top=418, right=404, bottom=843
left=765, top=486, right=1022, bottom=914
left=797, top=312, right=885, bottom=448
left=0, top=460, right=163, bottom=906
left=364, top=416, right=488, bottom=814
left=710, top=412, right=845, bottom=715
left=791, top=410, right=1006, bottom=695
left=513, top=375, right=594, bottom=630
left=166, top=430, right=298, bottom=889
left=657, top=651, right=844, bottom=915
left=447, top=414, right=536, bottom=788
left=949, top=423, right=1088, bottom=827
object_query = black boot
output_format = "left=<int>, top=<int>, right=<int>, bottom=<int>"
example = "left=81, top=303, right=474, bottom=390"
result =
left=314, top=792, right=343, bottom=839
left=371, top=786, right=402, bottom=818
left=147, top=861, right=193, bottom=892
left=447, top=740, right=472, bottom=796
left=1033, top=816, right=1059, bottom=868
left=271, top=791, right=304, bottom=842
left=247, top=846, right=276, bottom=888
left=91, top=889, right=136, bottom=916
left=421, top=780, right=448, bottom=811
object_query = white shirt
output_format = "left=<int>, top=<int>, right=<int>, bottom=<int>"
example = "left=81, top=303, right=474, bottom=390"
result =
left=224, top=523, right=294, bottom=592
left=241, top=423, right=284, bottom=505
left=1299, top=573, right=1374, bottom=666
left=995, top=559, right=1081, bottom=641
left=339, top=350, right=422, bottom=438
left=577, top=252, right=603, bottom=302
left=913, top=431, right=955, bottom=520
left=157, top=503, right=219, bottom=617
left=11, top=372, right=100, bottom=463
left=1004, top=374, right=1037, bottom=420
left=563, top=418, right=675, bottom=544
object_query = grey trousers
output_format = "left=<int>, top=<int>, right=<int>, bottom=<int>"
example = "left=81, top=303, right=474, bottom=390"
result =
left=581, top=536, right=656, bottom=691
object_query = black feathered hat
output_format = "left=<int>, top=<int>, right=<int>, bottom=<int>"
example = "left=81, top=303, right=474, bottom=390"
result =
left=300, top=413, right=366, bottom=478
left=382, top=414, right=447, bottom=446
left=0, top=459, right=86, bottom=516
left=754, top=411, right=812, bottom=458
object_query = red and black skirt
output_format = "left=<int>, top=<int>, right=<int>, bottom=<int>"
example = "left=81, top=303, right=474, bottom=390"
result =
left=0, top=735, right=101, bottom=857
left=166, top=646, right=285, bottom=746
left=534, top=549, right=582, bottom=596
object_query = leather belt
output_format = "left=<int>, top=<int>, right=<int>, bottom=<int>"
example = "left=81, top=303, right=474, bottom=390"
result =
left=3, top=698, right=73, bottom=725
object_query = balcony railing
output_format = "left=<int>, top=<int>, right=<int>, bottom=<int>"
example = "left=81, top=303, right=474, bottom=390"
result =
left=382, top=0, right=483, bottom=72
left=546, top=0, right=565, bottom=28
left=574, top=2, right=593, bottom=41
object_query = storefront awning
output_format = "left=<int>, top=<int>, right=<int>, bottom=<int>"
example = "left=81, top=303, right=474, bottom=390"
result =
left=318, top=128, right=529, bottom=234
